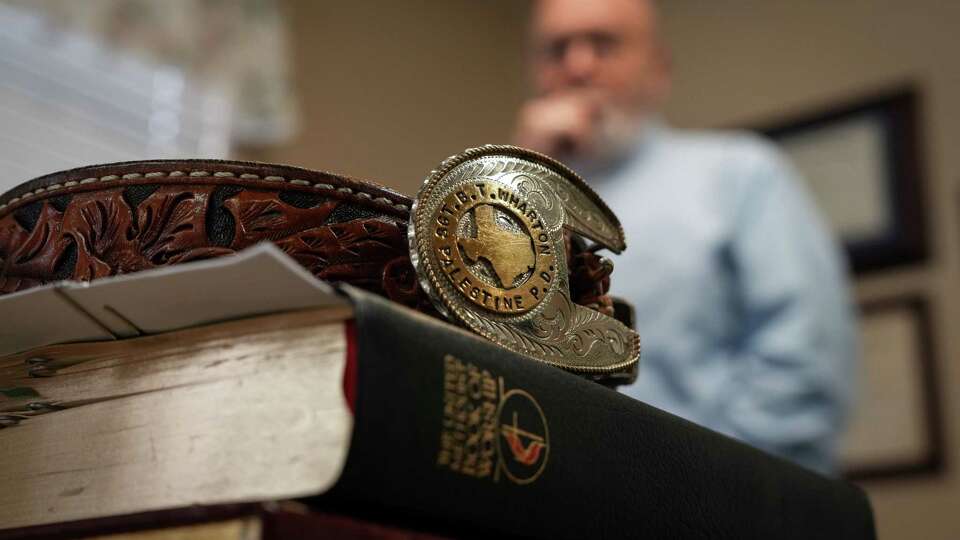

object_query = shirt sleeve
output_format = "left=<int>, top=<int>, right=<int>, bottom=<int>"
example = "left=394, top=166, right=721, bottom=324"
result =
left=707, top=138, right=859, bottom=474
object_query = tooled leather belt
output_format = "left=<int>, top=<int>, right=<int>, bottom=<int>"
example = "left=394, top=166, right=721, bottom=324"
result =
left=0, top=147, right=639, bottom=384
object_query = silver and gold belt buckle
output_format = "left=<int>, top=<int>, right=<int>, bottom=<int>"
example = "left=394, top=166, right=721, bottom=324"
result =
left=409, top=145, right=639, bottom=385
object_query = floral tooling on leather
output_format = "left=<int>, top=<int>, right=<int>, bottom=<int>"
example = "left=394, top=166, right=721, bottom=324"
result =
left=0, top=184, right=428, bottom=309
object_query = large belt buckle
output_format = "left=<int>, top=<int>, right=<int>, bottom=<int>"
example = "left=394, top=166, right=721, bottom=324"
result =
left=409, top=145, right=639, bottom=384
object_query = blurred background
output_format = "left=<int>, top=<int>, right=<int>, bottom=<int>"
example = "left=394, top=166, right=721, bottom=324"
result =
left=2, top=1, right=958, bottom=537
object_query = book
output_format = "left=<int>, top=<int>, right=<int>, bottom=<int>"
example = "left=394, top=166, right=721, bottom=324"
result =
left=0, top=307, right=354, bottom=530
left=0, top=502, right=453, bottom=540
left=0, top=246, right=876, bottom=538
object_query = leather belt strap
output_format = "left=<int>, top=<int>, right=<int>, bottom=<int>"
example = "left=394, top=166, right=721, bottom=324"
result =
left=0, top=159, right=615, bottom=324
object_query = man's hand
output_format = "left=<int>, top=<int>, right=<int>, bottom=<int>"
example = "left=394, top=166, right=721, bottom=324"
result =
left=513, top=93, right=602, bottom=159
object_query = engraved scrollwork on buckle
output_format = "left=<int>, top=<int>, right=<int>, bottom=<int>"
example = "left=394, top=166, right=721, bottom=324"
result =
left=410, top=145, right=639, bottom=383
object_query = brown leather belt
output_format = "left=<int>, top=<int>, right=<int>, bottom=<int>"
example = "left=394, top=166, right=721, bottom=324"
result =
left=0, top=159, right=615, bottom=321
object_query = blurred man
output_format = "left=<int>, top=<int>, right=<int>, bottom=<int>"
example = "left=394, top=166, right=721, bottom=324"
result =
left=515, top=0, right=857, bottom=474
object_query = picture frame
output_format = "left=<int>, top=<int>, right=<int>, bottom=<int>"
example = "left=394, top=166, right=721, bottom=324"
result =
left=840, top=294, right=945, bottom=481
left=756, top=87, right=929, bottom=275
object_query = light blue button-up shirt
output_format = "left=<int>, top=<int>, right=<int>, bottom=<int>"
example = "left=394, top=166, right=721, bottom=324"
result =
left=580, top=123, right=858, bottom=474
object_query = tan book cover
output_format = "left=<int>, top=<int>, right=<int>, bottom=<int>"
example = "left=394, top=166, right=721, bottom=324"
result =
left=0, top=308, right=354, bottom=530
left=0, top=244, right=355, bottom=530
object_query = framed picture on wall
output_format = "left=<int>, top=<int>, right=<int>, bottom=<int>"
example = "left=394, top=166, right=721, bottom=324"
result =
left=839, top=294, right=945, bottom=481
left=756, top=87, right=929, bottom=275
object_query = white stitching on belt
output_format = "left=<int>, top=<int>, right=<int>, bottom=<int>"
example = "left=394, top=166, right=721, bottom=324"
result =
left=0, top=171, right=406, bottom=213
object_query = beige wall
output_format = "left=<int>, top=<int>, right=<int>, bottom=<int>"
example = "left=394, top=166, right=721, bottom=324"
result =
left=246, top=0, right=530, bottom=195
left=251, top=1, right=959, bottom=537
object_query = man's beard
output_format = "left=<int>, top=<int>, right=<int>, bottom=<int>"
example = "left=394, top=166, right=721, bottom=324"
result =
left=577, top=104, right=646, bottom=172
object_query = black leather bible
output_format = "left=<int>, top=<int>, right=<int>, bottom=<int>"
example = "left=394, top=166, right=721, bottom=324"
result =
left=327, top=286, right=876, bottom=539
